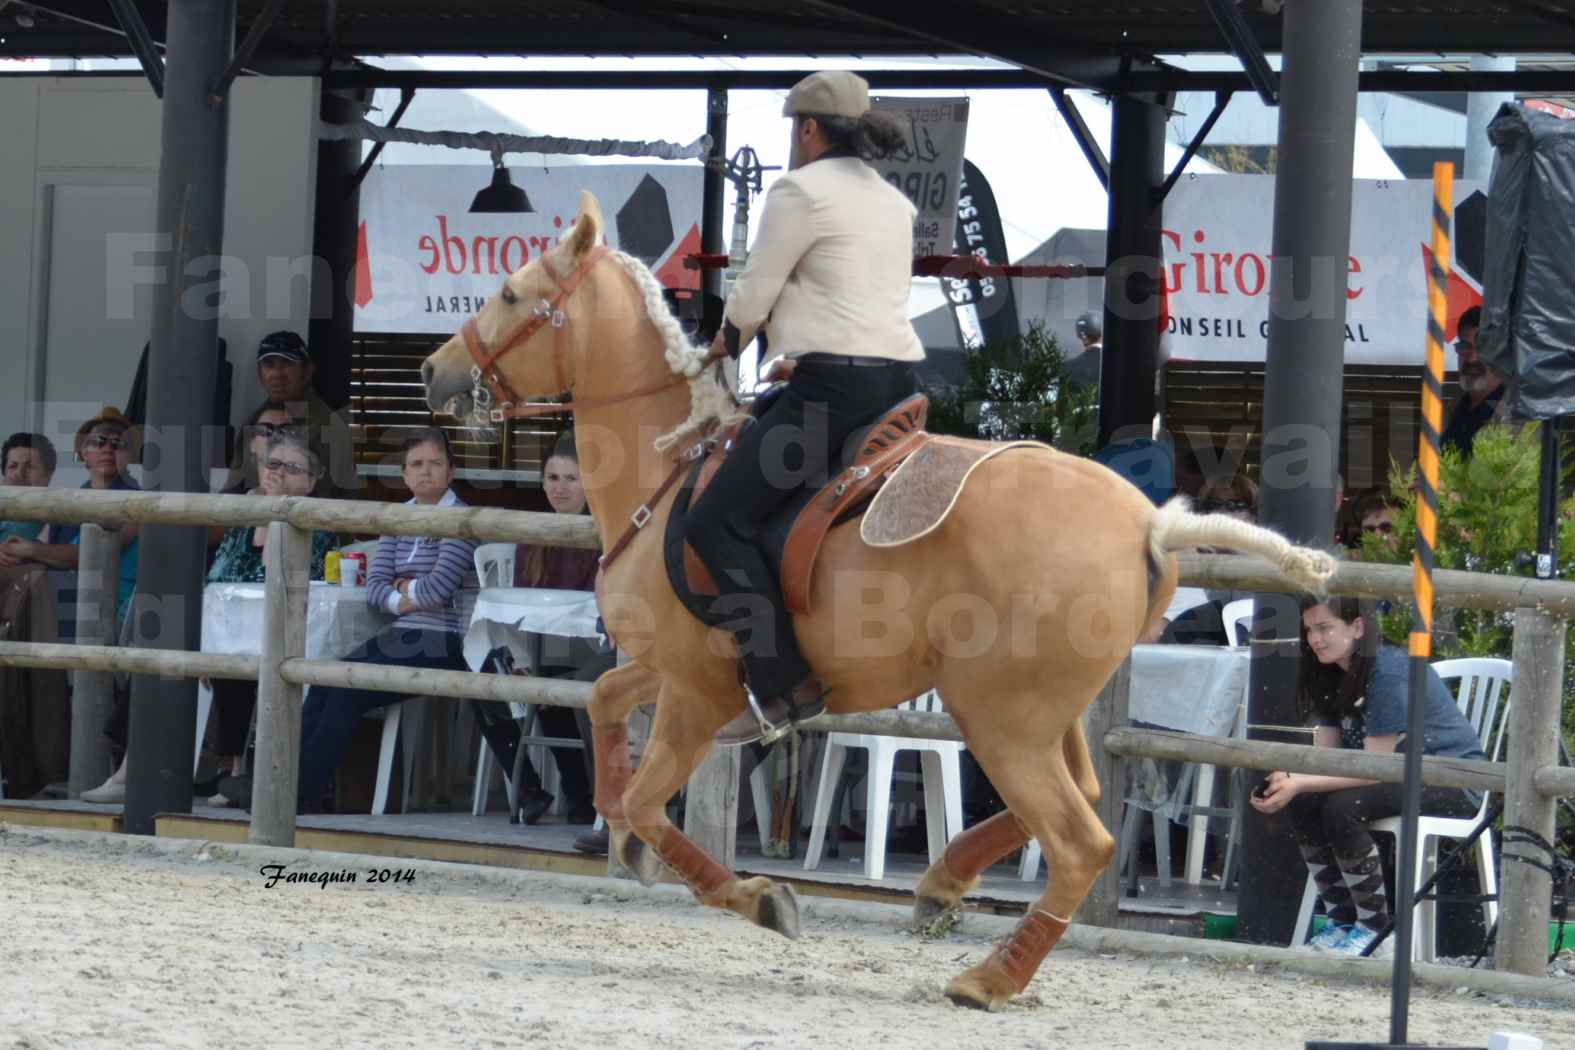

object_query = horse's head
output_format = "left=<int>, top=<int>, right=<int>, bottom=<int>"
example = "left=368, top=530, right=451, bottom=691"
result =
left=422, top=189, right=621, bottom=424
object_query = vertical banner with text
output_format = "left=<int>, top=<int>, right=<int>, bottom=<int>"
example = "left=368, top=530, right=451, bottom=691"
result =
left=869, top=96, right=970, bottom=258
left=945, top=159, right=1019, bottom=350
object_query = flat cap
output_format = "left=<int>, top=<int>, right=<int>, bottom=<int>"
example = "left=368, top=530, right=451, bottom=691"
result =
left=782, top=70, right=870, bottom=120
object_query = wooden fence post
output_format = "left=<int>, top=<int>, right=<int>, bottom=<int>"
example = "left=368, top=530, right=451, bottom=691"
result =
left=248, top=522, right=310, bottom=847
left=1075, top=655, right=1132, bottom=928
left=685, top=745, right=741, bottom=871
left=1498, top=607, right=1566, bottom=976
left=68, top=523, right=120, bottom=797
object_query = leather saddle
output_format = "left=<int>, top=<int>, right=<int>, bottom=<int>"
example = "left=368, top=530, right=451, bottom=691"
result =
left=663, top=392, right=932, bottom=623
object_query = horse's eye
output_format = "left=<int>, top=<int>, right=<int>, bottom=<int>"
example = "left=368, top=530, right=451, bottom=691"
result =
left=500, top=285, right=518, bottom=305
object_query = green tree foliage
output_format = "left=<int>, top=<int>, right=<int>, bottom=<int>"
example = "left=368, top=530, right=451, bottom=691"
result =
left=1355, top=423, right=1575, bottom=842
left=925, top=322, right=1098, bottom=453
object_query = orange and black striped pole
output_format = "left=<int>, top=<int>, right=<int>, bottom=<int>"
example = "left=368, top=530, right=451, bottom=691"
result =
left=1388, top=161, right=1453, bottom=1043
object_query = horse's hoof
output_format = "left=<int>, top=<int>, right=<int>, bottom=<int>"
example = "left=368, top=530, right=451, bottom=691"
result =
left=943, top=968, right=1008, bottom=1011
left=912, top=894, right=958, bottom=933
left=613, top=831, right=662, bottom=887
left=756, top=883, right=801, bottom=940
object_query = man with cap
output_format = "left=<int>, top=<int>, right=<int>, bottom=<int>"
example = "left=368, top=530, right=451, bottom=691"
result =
left=1064, top=309, right=1103, bottom=392
left=236, top=331, right=357, bottom=498
left=690, top=70, right=924, bottom=746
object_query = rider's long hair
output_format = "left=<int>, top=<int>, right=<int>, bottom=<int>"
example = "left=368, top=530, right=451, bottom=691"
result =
left=805, top=110, right=906, bottom=162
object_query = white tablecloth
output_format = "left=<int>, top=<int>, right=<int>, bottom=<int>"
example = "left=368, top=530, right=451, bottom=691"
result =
left=463, top=586, right=601, bottom=673
left=202, top=581, right=388, bottom=659
left=1125, top=644, right=1251, bottom=826
left=1128, top=643, right=1250, bottom=738
left=195, top=582, right=390, bottom=773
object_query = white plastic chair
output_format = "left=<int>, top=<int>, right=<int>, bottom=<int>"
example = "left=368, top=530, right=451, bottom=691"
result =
left=803, top=689, right=964, bottom=881
left=473, top=543, right=516, bottom=588
left=1221, top=598, right=1254, bottom=647
left=372, top=698, right=429, bottom=815
left=1291, top=657, right=1511, bottom=960
left=469, top=704, right=586, bottom=817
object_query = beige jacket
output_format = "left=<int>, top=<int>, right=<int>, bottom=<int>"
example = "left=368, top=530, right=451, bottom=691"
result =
left=724, top=155, right=925, bottom=364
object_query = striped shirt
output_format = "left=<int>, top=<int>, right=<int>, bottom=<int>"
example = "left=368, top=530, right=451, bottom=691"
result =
left=364, top=489, right=477, bottom=635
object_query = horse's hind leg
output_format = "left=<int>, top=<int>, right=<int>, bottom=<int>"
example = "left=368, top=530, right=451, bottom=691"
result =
left=913, top=720, right=1099, bottom=925
left=944, top=722, right=1114, bottom=1010
left=586, top=663, right=662, bottom=830
left=612, top=682, right=802, bottom=939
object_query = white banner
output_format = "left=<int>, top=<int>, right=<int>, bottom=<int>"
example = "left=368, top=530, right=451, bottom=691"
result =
left=870, top=97, right=970, bottom=257
left=354, top=163, right=704, bottom=334
left=1161, top=175, right=1486, bottom=366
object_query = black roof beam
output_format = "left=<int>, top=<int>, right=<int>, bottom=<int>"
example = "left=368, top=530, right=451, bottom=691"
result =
left=1204, top=0, right=1278, bottom=106
left=323, top=67, right=1078, bottom=92
left=348, top=86, right=414, bottom=195
left=103, top=0, right=163, bottom=97
left=1049, top=86, right=1108, bottom=192
left=209, top=0, right=284, bottom=103
left=1155, top=91, right=1232, bottom=205
left=792, top=0, right=1130, bottom=92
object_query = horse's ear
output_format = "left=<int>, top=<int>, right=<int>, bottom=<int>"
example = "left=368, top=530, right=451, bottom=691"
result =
left=558, top=190, right=604, bottom=264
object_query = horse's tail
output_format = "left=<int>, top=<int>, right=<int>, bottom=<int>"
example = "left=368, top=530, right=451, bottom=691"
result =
left=1146, top=496, right=1336, bottom=596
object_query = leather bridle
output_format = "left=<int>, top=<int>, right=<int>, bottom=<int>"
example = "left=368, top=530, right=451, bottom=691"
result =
left=460, top=245, right=712, bottom=422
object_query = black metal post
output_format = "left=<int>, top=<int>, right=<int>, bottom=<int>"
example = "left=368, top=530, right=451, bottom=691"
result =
left=1239, top=0, right=1364, bottom=945
left=123, top=0, right=235, bottom=836
left=701, top=87, right=728, bottom=305
left=1098, top=93, right=1166, bottom=448
left=311, top=86, right=368, bottom=413
left=1537, top=420, right=1561, bottom=581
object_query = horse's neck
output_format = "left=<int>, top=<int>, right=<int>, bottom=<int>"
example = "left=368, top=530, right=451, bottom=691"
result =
left=574, top=319, right=695, bottom=556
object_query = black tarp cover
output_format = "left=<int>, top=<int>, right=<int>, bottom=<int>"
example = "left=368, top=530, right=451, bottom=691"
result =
left=1483, top=102, right=1575, bottom=420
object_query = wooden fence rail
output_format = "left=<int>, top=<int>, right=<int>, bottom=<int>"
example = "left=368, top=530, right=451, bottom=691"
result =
left=0, top=486, right=1567, bottom=978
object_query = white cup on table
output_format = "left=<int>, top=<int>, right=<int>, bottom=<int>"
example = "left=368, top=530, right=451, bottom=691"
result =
left=339, top=559, right=362, bottom=587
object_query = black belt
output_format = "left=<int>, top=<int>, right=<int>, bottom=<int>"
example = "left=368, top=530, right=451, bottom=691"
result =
left=796, top=353, right=906, bottom=368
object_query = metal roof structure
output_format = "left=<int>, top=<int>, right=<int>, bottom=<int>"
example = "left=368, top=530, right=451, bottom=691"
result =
left=10, top=1, right=1575, bottom=94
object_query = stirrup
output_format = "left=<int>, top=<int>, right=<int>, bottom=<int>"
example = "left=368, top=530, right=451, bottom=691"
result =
left=716, top=693, right=793, bottom=748
left=745, top=693, right=793, bottom=748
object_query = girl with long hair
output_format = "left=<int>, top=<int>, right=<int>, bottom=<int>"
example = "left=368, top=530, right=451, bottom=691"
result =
left=1250, top=596, right=1484, bottom=956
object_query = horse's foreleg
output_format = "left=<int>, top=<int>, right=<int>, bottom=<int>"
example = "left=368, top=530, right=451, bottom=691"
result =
left=913, top=810, right=1032, bottom=927
left=614, top=685, right=801, bottom=939
left=586, top=663, right=662, bottom=829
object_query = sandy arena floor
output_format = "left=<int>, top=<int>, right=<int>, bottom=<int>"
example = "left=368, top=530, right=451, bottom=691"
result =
left=1, top=824, right=1570, bottom=1050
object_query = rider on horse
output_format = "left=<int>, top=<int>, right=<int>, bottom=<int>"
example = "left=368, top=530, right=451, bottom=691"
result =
left=691, top=70, right=927, bottom=746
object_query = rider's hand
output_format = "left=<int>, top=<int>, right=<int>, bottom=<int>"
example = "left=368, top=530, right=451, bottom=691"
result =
left=762, top=357, right=797, bottom=384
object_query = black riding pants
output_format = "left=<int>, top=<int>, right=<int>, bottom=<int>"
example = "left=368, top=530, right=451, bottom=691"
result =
left=685, top=355, right=917, bottom=701
left=1285, top=781, right=1478, bottom=857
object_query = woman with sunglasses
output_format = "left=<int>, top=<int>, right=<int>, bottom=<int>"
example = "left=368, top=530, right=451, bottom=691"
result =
left=198, top=431, right=337, bottom=802
left=207, top=403, right=302, bottom=547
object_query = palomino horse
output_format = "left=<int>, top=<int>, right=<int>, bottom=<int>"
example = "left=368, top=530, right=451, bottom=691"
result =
left=422, top=191, right=1334, bottom=1009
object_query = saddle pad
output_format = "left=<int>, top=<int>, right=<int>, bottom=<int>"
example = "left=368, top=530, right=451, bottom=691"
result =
left=860, top=437, right=1049, bottom=548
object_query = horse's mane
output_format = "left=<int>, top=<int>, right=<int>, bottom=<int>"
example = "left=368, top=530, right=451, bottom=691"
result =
left=607, top=249, right=747, bottom=452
